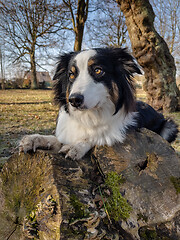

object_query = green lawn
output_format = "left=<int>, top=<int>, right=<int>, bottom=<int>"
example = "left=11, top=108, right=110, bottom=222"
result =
left=0, top=89, right=179, bottom=166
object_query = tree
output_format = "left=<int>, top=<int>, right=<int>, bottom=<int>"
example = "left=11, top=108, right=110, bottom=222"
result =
left=0, top=0, right=66, bottom=89
left=151, top=0, right=180, bottom=75
left=117, top=0, right=180, bottom=112
left=151, top=0, right=180, bottom=54
left=86, top=0, right=128, bottom=48
left=0, top=45, right=5, bottom=90
left=62, top=0, right=89, bottom=51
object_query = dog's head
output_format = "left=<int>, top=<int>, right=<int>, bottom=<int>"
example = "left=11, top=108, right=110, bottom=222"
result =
left=53, top=47, right=142, bottom=115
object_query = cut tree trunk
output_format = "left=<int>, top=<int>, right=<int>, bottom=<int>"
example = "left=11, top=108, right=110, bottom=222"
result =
left=0, top=129, right=180, bottom=240
left=117, top=0, right=180, bottom=112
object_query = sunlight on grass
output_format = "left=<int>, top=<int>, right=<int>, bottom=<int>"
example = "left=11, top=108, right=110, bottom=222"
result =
left=0, top=90, right=58, bottom=160
left=0, top=89, right=53, bottom=103
left=136, top=89, right=147, bottom=102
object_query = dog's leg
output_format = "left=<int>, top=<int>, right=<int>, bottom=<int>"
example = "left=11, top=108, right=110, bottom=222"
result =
left=59, top=142, right=92, bottom=160
left=19, top=134, right=62, bottom=153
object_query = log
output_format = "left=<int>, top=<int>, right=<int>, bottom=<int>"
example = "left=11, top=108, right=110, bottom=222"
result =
left=0, top=129, right=180, bottom=240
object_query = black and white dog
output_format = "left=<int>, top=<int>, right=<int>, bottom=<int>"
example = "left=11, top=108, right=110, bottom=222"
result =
left=19, top=48, right=178, bottom=159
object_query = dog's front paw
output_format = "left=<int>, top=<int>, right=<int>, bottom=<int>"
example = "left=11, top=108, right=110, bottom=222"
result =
left=59, top=143, right=91, bottom=160
left=59, top=144, right=83, bottom=160
left=19, top=134, right=44, bottom=153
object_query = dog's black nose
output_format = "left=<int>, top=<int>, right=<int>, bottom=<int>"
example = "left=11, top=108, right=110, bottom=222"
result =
left=69, top=93, right=84, bottom=108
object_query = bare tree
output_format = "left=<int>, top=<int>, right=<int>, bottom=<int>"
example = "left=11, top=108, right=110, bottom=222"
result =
left=0, top=45, right=5, bottom=89
left=62, top=0, right=89, bottom=51
left=117, top=0, right=180, bottom=112
left=86, top=0, right=128, bottom=48
left=151, top=0, right=180, bottom=75
left=0, top=0, right=66, bottom=89
left=151, top=0, right=180, bottom=54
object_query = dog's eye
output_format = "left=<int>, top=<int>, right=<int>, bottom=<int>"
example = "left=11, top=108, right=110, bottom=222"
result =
left=94, top=68, right=104, bottom=76
left=69, top=72, right=75, bottom=81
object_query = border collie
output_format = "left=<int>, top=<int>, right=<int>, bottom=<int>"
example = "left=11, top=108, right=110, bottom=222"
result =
left=19, top=47, right=178, bottom=160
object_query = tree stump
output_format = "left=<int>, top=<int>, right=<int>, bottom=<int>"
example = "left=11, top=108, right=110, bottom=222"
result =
left=0, top=129, right=180, bottom=240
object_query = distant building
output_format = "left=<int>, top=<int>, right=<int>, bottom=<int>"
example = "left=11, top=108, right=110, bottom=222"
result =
left=24, top=71, right=52, bottom=88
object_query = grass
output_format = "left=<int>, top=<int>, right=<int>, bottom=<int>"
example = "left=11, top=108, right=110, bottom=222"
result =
left=0, top=89, right=179, bottom=165
left=0, top=90, right=58, bottom=163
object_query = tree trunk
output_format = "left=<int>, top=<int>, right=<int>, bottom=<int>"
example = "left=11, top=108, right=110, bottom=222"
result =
left=1, top=129, right=180, bottom=239
left=1, top=79, right=5, bottom=90
left=74, top=25, right=84, bottom=52
left=117, top=0, right=180, bottom=112
left=30, top=50, right=38, bottom=89
left=74, top=0, right=88, bottom=51
left=0, top=47, right=5, bottom=90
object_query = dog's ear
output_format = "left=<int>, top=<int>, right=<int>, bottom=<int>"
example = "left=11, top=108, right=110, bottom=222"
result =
left=111, top=48, right=142, bottom=114
left=112, top=47, right=142, bottom=75
left=53, top=52, right=76, bottom=106
left=53, top=52, right=75, bottom=81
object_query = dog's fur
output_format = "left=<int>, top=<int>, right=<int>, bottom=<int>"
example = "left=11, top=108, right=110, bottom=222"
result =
left=19, top=47, right=178, bottom=159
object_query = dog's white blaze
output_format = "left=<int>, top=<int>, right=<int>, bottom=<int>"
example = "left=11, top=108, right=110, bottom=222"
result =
left=70, top=50, right=108, bottom=109
left=74, top=49, right=96, bottom=71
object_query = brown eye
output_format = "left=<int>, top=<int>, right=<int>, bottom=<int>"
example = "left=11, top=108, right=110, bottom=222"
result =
left=69, top=72, right=75, bottom=81
left=94, top=68, right=103, bottom=75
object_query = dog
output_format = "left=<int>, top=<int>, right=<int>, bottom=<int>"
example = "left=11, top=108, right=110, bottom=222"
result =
left=19, top=47, right=178, bottom=160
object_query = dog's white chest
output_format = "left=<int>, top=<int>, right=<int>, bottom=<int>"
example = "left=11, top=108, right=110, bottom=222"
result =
left=55, top=108, right=137, bottom=146
left=55, top=110, right=87, bottom=144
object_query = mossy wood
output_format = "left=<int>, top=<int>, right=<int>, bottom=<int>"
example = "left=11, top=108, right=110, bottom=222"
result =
left=0, top=129, right=180, bottom=239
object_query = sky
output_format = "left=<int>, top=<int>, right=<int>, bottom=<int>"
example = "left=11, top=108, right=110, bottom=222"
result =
left=0, top=0, right=180, bottom=79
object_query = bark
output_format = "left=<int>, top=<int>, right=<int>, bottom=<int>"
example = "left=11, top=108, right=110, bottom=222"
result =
left=74, top=25, right=84, bottom=52
left=0, top=80, right=5, bottom=91
left=30, top=49, right=38, bottom=89
left=0, top=47, right=5, bottom=90
left=74, top=0, right=89, bottom=51
left=117, top=0, right=180, bottom=112
left=0, top=129, right=180, bottom=239
left=1, top=79, right=5, bottom=90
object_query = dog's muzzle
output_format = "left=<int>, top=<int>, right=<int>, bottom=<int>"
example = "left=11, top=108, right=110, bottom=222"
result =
left=69, top=93, right=84, bottom=108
